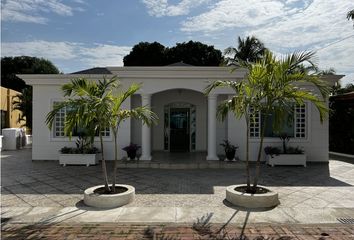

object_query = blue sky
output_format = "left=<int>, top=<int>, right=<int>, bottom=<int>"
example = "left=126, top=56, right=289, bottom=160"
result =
left=1, top=0, right=354, bottom=85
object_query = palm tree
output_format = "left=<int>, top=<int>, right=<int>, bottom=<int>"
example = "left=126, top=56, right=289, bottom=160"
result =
left=12, top=87, right=32, bottom=133
left=205, top=80, right=259, bottom=191
left=108, top=83, right=158, bottom=193
left=46, top=77, right=117, bottom=192
left=250, top=51, right=330, bottom=189
left=224, top=36, right=267, bottom=66
left=206, top=50, right=330, bottom=193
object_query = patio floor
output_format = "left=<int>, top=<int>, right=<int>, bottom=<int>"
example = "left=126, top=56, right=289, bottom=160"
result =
left=116, top=151, right=245, bottom=169
left=1, top=148, right=354, bottom=226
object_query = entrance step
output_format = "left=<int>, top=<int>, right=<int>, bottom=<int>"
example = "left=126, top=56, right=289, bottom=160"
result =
left=116, top=161, right=245, bottom=169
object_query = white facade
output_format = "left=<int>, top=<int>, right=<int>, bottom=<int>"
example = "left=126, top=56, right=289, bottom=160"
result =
left=19, top=67, right=342, bottom=162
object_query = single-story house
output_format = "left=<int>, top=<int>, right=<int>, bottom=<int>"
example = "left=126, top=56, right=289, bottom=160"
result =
left=18, top=65, right=343, bottom=162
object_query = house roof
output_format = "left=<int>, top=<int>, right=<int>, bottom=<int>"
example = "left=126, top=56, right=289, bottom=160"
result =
left=166, top=61, right=194, bottom=67
left=330, top=91, right=354, bottom=101
left=71, top=67, right=112, bottom=74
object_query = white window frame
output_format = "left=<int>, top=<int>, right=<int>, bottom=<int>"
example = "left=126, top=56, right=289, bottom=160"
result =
left=249, top=102, right=310, bottom=143
left=49, top=99, right=112, bottom=142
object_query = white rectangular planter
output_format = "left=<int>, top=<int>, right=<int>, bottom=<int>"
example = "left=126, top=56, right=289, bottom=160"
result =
left=59, top=154, right=99, bottom=166
left=266, top=154, right=307, bottom=167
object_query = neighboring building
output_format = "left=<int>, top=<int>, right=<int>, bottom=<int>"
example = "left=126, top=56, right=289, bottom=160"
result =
left=0, top=86, right=23, bottom=130
left=18, top=66, right=343, bottom=162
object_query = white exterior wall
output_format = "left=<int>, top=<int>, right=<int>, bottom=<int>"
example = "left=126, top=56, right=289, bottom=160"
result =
left=20, top=67, right=339, bottom=162
left=131, top=95, right=142, bottom=148
left=228, top=100, right=329, bottom=162
left=216, top=95, right=228, bottom=155
left=31, top=85, right=131, bottom=161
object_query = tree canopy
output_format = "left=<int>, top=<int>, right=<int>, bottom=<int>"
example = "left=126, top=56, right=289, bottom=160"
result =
left=1, top=56, right=60, bottom=91
left=123, top=41, right=223, bottom=66
left=224, top=36, right=267, bottom=66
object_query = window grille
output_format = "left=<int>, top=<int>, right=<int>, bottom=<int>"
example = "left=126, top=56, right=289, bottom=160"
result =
left=249, top=107, right=260, bottom=138
left=294, top=104, right=306, bottom=138
left=52, top=102, right=110, bottom=138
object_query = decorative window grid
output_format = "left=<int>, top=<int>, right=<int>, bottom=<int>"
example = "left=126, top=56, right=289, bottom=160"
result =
left=248, top=104, right=307, bottom=139
left=294, top=104, right=306, bottom=138
left=101, top=127, right=110, bottom=137
left=249, top=107, right=260, bottom=138
left=54, top=103, right=66, bottom=137
left=52, top=102, right=110, bottom=138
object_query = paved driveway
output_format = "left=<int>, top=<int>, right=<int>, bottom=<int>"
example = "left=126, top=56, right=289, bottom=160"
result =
left=1, top=148, right=354, bottom=225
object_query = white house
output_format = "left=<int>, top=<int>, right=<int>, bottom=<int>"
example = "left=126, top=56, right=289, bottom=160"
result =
left=18, top=66, right=343, bottom=162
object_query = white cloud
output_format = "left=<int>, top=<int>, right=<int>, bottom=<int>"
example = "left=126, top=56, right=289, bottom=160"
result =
left=1, top=40, right=132, bottom=70
left=1, top=41, right=78, bottom=59
left=179, top=0, right=354, bottom=75
left=142, top=0, right=211, bottom=17
left=79, top=44, right=132, bottom=67
left=181, top=0, right=303, bottom=32
left=1, top=0, right=79, bottom=24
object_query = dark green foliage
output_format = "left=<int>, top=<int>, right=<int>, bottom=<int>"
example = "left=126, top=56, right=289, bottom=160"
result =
left=123, top=41, right=223, bottom=66
left=264, top=146, right=304, bottom=157
left=123, top=42, right=166, bottom=66
left=224, top=36, right=267, bottom=66
left=329, top=86, right=354, bottom=154
left=165, top=41, right=223, bottom=66
left=12, top=87, right=33, bottom=132
left=220, top=140, right=238, bottom=152
left=1, top=56, right=59, bottom=91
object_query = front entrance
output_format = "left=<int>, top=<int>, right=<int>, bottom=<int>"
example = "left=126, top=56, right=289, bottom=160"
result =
left=170, top=108, right=190, bottom=152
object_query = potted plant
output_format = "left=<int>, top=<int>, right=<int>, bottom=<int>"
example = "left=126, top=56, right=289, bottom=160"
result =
left=264, top=142, right=306, bottom=167
left=122, top=143, right=140, bottom=160
left=205, top=49, right=329, bottom=208
left=59, top=135, right=100, bottom=167
left=46, top=77, right=158, bottom=208
left=220, top=140, right=238, bottom=161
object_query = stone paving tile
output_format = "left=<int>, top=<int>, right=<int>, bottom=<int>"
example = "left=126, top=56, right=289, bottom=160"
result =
left=1, top=149, right=354, bottom=211
left=2, top=223, right=354, bottom=240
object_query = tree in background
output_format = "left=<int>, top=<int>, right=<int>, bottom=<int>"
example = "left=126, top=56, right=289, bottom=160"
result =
left=165, top=41, right=223, bottom=66
left=329, top=83, right=354, bottom=155
left=12, top=88, right=33, bottom=132
left=1, top=56, right=59, bottom=132
left=123, top=41, right=223, bottom=66
left=1, top=56, right=59, bottom=92
left=123, top=42, right=166, bottom=66
left=224, top=36, right=267, bottom=66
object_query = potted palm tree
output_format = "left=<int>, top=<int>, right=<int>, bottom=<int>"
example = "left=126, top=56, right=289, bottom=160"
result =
left=206, top=50, right=329, bottom=208
left=46, top=77, right=157, bottom=208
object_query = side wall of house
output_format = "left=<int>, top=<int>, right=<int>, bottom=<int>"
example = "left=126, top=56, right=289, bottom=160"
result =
left=32, top=85, right=131, bottom=160
left=227, top=99, right=329, bottom=162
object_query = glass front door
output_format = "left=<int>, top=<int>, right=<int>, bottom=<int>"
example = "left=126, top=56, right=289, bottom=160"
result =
left=169, top=108, right=190, bottom=152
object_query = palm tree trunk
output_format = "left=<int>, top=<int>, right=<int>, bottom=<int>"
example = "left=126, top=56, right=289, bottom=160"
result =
left=253, top=113, right=267, bottom=189
left=245, top=115, right=251, bottom=191
left=99, top=132, right=110, bottom=192
left=111, top=130, right=118, bottom=193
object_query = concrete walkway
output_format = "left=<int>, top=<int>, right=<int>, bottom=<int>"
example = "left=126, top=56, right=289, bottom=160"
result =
left=1, top=148, right=354, bottom=226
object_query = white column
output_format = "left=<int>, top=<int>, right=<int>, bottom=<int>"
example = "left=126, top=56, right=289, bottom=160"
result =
left=140, top=94, right=152, bottom=160
left=206, top=94, right=219, bottom=160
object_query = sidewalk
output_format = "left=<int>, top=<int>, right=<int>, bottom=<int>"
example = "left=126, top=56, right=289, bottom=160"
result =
left=2, top=222, right=354, bottom=239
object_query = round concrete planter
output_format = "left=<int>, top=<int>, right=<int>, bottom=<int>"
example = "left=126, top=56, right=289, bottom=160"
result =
left=226, top=185, right=279, bottom=208
left=84, top=184, right=135, bottom=208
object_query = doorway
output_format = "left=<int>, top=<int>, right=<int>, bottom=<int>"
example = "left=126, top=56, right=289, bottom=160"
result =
left=169, top=108, right=190, bottom=152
